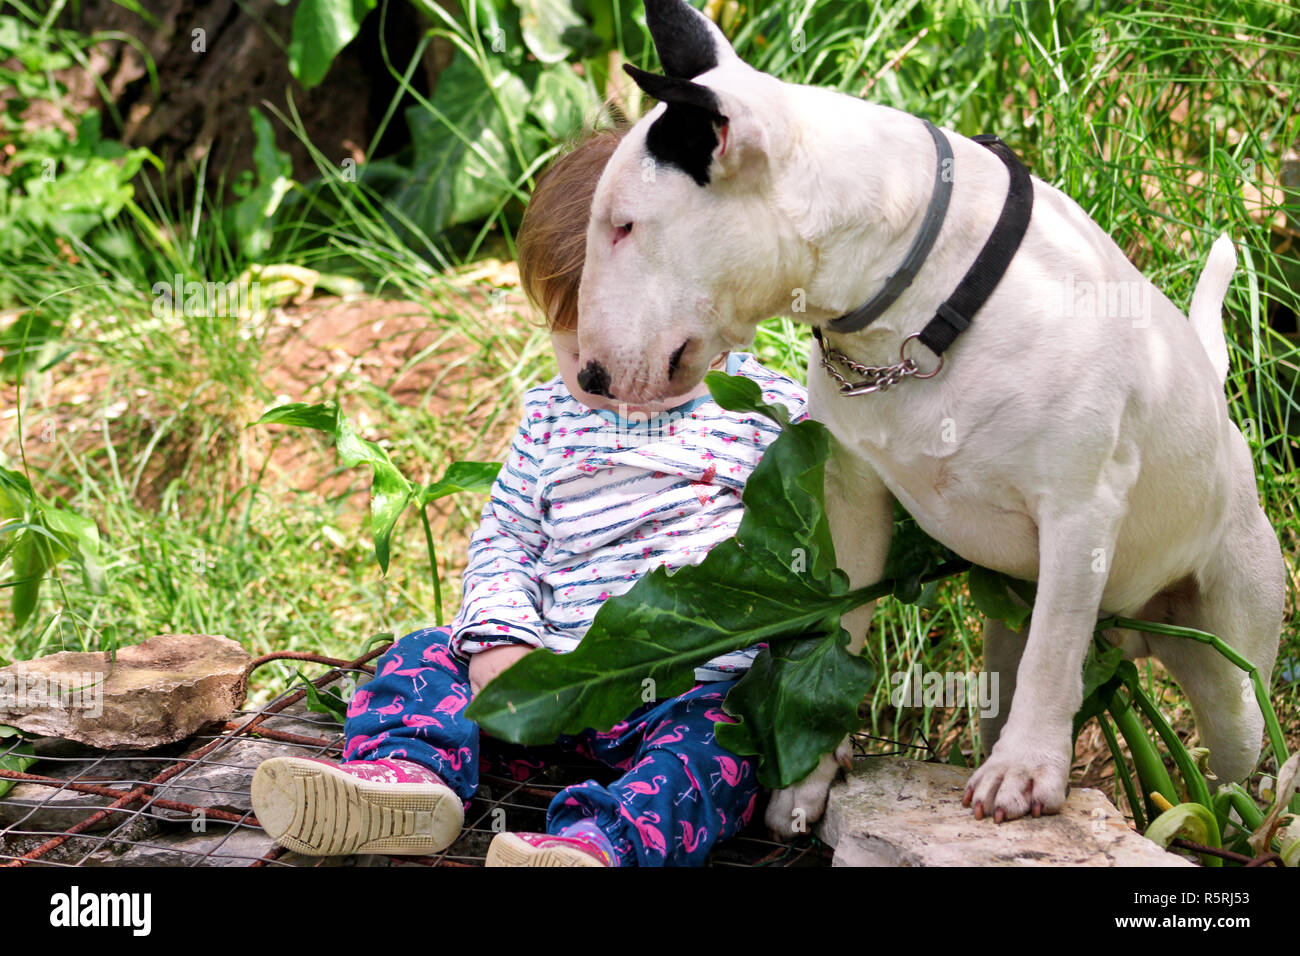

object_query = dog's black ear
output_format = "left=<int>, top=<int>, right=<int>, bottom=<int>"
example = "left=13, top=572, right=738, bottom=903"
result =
left=624, top=62, right=727, bottom=186
left=643, top=0, right=730, bottom=78
left=623, top=63, right=726, bottom=120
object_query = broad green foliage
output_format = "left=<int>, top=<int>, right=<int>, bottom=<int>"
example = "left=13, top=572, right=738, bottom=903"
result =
left=0, top=108, right=158, bottom=255
left=421, top=461, right=503, bottom=505
left=294, top=667, right=351, bottom=723
left=0, top=467, right=104, bottom=628
left=289, top=0, right=378, bottom=89
left=224, top=108, right=297, bottom=261
left=376, top=55, right=545, bottom=239
left=967, top=565, right=1032, bottom=632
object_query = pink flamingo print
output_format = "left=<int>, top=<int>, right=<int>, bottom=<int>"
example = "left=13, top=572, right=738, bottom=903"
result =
left=401, top=713, right=443, bottom=729
left=593, top=719, right=631, bottom=741
left=344, top=731, right=390, bottom=759
left=702, top=707, right=734, bottom=724
left=674, top=754, right=702, bottom=805
left=378, top=655, right=405, bottom=677
left=680, top=821, right=707, bottom=853
left=346, top=688, right=374, bottom=718
left=421, top=644, right=458, bottom=670
left=375, top=695, right=405, bottom=716
left=440, top=746, right=473, bottom=771
left=622, top=774, right=668, bottom=798
left=646, top=723, right=688, bottom=747
left=431, top=685, right=469, bottom=718
left=712, top=755, right=750, bottom=788
left=619, top=806, right=666, bottom=857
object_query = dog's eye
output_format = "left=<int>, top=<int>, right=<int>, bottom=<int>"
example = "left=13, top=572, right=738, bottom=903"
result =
left=613, top=222, right=633, bottom=245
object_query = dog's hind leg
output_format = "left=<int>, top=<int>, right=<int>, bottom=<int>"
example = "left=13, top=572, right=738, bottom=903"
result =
left=1145, top=497, right=1284, bottom=787
left=764, top=439, right=894, bottom=839
left=979, top=617, right=1028, bottom=753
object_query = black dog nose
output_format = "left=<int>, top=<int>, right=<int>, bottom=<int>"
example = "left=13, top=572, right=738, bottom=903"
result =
left=577, top=360, right=613, bottom=398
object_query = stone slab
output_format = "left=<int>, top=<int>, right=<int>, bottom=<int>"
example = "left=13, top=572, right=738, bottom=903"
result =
left=816, top=756, right=1194, bottom=867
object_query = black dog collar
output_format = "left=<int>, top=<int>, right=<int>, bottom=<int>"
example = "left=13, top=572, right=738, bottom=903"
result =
left=821, top=125, right=1034, bottom=361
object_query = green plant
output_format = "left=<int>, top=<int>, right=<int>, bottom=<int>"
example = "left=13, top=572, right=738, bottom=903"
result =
left=254, top=400, right=501, bottom=624
left=0, top=465, right=104, bottom=631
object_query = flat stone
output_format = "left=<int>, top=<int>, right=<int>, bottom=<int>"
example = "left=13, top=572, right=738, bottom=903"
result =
left=0, top=634, right=250, bottom=750
left=816, top=756, right=1194, bottom=867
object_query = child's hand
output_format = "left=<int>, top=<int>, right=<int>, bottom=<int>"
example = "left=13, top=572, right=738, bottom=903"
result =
left=468, top=644, right=534, bottom=696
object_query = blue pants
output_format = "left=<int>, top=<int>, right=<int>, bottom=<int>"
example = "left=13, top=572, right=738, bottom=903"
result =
left=343, top=626, right=760, bottom=866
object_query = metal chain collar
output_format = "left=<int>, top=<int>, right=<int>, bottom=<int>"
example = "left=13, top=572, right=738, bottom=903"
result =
left=816, top=331, right=944, bottom=396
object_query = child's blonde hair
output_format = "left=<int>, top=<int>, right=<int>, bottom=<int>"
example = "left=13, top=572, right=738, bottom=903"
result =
left=516, top=127, right=627, bottom=333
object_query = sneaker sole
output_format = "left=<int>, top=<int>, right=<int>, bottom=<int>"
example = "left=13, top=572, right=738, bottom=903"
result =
left=251, top=757, right=463, bottom=857
left=485, top=832, right=607, bottom=867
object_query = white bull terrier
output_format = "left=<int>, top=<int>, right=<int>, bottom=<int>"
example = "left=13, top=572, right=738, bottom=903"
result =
left=575, top=0, right=1285, bottom=834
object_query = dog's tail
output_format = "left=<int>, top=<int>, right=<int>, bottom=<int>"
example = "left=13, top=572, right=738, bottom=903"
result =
left=1187, top=234, right=1235, bottom=384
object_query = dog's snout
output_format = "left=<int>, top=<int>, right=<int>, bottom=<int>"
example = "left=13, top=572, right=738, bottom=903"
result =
left=577, top=360, right=614, bottom=398
left=668, top=339, right=691, bottom=379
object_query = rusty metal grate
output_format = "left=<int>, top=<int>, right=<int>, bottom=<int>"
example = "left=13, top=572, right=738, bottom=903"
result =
left=0, top=645, right=838, bottom=867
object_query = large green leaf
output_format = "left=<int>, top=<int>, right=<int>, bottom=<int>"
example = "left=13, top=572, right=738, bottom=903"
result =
left=967, top=565, right=1031, bottom=632
left=715, top=628, right=876, bottom=788
left=517, top=0, right=585, bottom=63
left=883, top=505, right=960, bottom=604
left=526, top=63, right=599, bottom=141
left=255, top=402, right=412, bottom=573
left=288, top=0, right=376, bottom=89
left=421, top=461, right=502, bottom=504
left=225, top=107, right=295, bottom=261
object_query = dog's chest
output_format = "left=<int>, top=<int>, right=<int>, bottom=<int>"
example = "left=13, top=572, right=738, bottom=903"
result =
left=826, top=411, right=1042, bottom=579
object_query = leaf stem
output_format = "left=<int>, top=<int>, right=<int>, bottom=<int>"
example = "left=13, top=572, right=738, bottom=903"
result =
left=1097, top=712, right=1146, bottom=830
left=419, top=504, right=443, bottom=627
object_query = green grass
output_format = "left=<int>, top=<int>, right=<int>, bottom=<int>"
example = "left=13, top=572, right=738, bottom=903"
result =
left=1, top=0, right=1297, bottom=804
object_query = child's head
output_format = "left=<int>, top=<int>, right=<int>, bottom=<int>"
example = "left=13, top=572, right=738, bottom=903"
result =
left=517, top=127, right=726, bottom=414
left=517, top=128, right=623, bottom=338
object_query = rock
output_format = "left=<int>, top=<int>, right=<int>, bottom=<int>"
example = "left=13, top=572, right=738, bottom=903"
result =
left=0, top=635, right=250, bottom=750
left=816, top=756, right=1194, bottom=867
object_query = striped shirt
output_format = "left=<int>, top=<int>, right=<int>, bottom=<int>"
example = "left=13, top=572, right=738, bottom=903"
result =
left=450, top=352, right=809, bottom=681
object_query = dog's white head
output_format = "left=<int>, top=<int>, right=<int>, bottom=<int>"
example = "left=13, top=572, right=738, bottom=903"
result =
left=575, top=0, right=808, bottom=404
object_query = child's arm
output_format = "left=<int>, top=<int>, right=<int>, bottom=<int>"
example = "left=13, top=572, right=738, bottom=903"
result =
left=450, top=406, right=550, bottom=659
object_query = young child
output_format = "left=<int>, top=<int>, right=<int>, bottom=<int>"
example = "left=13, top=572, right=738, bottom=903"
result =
left=251, top=127, right=808, bottom=867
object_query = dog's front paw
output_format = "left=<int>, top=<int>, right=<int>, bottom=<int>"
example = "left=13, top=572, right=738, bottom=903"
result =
left=962, top=741, right=1069, bottom=823
left=764, top=738, right=854, bottom=840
